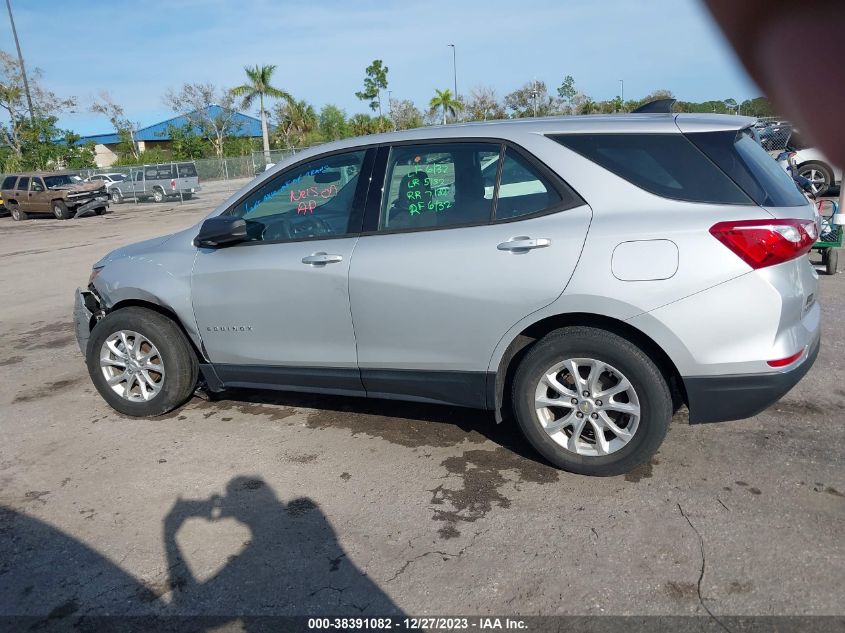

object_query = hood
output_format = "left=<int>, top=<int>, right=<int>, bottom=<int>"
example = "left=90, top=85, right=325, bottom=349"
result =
left=50, top=181, right=104, bottom=193
left=94, top=233, right=176, bottom=267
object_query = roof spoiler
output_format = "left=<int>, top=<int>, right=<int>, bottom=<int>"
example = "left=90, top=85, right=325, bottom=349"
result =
left=632, top=98, right=676, bottom=114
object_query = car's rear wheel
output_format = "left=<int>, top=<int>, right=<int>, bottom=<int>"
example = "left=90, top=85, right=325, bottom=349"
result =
left=52, top=200, right=72, bottom=220
left=512, top=326, right=672, bottom=476
left=798, top=162, right=833, bottom=197
left=8, top=202, right=26, bottom=221
left=153, top=188, right=165, bottom=203
left=86, top=307, right=198, bottom=416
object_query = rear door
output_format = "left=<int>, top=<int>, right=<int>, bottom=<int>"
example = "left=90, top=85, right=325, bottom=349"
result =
left=15, top=177, right=30, bottom=211
left=348, top=140, right=592, bottom=407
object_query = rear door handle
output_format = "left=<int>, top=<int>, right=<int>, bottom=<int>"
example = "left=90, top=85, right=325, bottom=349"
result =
left=497, top=236, right=551, bottom=252
left=302, top=252, right=343, bottom=265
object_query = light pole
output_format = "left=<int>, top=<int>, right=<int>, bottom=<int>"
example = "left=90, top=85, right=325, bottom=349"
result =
left=619, top=79, right=624, bottom=110
left=5, top=0, right=34, bottom=123
left=448, top=44, right=458, bottom=119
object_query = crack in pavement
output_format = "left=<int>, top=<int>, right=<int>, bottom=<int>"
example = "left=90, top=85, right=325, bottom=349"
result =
left=385, top=528, right=489, bottom=584
left=677, top=503, right=732, bottom=633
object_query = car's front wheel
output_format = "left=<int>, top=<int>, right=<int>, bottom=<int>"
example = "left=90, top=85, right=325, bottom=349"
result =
left=53, top=200, right=72, bottom=220
left=110, top=189, right=123, bottom=204
left=512, top=326, right=672, bottom=476
left=86, top=307, right=198, bottom=416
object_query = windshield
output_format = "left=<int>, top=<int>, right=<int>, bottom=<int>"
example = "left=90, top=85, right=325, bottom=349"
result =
left=44, top=175, right=76, bottom=188
left=108, top=174, right=126, bottom=182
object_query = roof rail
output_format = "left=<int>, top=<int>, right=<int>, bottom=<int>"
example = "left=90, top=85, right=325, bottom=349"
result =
left=632, top=98, right=677, bottom=114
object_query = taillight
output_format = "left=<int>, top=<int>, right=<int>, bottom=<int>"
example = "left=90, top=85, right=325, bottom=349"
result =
left=709, top=219, right=818, bottom=269
left=170, top=178, right=176, bottom=190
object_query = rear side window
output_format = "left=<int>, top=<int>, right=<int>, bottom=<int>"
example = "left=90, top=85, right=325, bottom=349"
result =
left=16, top=177, right=29, bottom=191
left=494, top=149, right=563, bottom=220
left=687, top=129, right=808, bottom=207
left=175, top=163, right=197, bottom=177
left=380, top=143, right=500, bottom=230
left=552, top=134, right=751, bottom=204
left=2, top=176, right=16, bottom=189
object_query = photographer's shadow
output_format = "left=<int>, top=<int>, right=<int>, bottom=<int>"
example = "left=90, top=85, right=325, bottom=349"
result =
left=163, top=476, right=401, bottom=618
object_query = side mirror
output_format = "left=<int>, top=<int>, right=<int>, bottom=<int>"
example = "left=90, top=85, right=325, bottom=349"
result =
left=194, top=216, right=248, bottom=248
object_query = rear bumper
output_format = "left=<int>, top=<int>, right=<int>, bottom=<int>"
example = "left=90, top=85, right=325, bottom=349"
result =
left=683, top=333, right=820, bottom=424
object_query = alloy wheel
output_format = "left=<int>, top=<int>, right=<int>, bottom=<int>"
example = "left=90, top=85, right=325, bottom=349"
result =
left=533, top=358, right=640, bottom=456
left=100, top=330, right=165, bottom=401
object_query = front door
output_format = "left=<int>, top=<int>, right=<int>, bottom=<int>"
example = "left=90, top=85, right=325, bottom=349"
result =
left=191, top=148, right=373, bottom=393
left=348, top=141, right=592, bottom=407
left=28, top=177, right=50, bottom=213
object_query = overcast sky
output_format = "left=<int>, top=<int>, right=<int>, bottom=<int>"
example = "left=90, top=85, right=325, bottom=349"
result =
left=6, top=0, right=758, bottom=136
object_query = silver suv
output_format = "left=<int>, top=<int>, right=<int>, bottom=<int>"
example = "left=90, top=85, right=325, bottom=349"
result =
left=74, top=112, right=820, bottom=475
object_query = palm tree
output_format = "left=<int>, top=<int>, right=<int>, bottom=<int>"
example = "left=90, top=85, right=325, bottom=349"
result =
left=429, top=89, right=463, bottom=125
left=231, top=65, right=290, bottom=164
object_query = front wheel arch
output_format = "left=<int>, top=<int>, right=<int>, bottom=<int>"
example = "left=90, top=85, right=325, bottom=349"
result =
left=107, top=299, right=206, bottom=363
left=493, top=312, right=685, bottom=422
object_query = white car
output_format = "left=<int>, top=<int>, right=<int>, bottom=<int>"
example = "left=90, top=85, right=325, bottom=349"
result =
left=84, top=173, right=128, bottom=189
left=772, top=130, right=841, bottom=196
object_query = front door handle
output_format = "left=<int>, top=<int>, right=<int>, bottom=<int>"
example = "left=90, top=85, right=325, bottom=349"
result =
left=302, top=252, right=343, bottom=265
left=497, top=236, right=551, bottom=252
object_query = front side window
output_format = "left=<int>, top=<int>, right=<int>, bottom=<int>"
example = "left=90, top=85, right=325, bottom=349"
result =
left=30, top=178, right=45, bottom=191
left=380, top=143, right=500, bottom=230
left=229, top=150, right=365, bottom=243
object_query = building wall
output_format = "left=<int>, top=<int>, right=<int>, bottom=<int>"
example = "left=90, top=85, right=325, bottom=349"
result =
left=93, top=144, right=120, bottom=168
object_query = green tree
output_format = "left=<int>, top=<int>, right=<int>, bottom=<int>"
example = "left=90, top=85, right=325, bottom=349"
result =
left=429, top=88, right=463, bottom=125
left=465, top=86, right=505, bottom=121
left=348, top=113, right=376, bottom=136
left=389, top=98, right=422, bottom=130
left=557, top=75, right=577, bottom=114
left=578, top=98, right=597, bottom=115
left=164, top=123, right=209, bottom=160
left=231, top=65, right=291, bottom=164
left=164, top=83, right=242, bottom=161
left=273, top=98, right=318, bottom=149
left=318, top=104, right=349, bottom=140
left=355, top=59, right=389, bottom=120
left=90, top=92, right=139, bottom=161
left=504, top=81, right=558, bottom=118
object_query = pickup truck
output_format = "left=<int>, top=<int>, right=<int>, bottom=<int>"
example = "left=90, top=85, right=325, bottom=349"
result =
left=108, top=162, right=201, bottom=203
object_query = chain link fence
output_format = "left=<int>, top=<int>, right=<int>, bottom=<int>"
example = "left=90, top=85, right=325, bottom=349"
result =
left=755, top=116, right=794, bottom=154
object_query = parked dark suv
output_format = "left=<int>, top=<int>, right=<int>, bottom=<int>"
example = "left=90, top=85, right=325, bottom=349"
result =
left=1, top=172, right=108, bottom=220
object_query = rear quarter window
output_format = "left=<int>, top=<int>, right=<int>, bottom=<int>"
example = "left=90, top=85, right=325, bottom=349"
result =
left=551, top=133, right=752, bottom=204
left=2, top=176, right=17, bottom=190
left=687, top=129, right=808, bottom=207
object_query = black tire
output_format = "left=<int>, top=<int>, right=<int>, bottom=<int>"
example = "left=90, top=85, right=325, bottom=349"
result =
left=181, top=193, right=192, bottom=200
left=152, top=188, right=165, bottom=203
left=110, top=189, right=123, bottom=204
left=86, top=307, right=198, bottom=416
left=798, top=162, right=833, bottom=197
left=512, top=326, right=672, bottom=476
left=52, top=200, right=72, bottom=220
left=95, top=206, right=106, bottom=215
left=9, top=203, right=27, bottom=221
left=826, top=248, right=839, bottom=275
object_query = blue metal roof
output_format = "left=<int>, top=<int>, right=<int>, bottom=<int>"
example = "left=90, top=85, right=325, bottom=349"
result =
left=77, top=105, right=264, bottom=145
